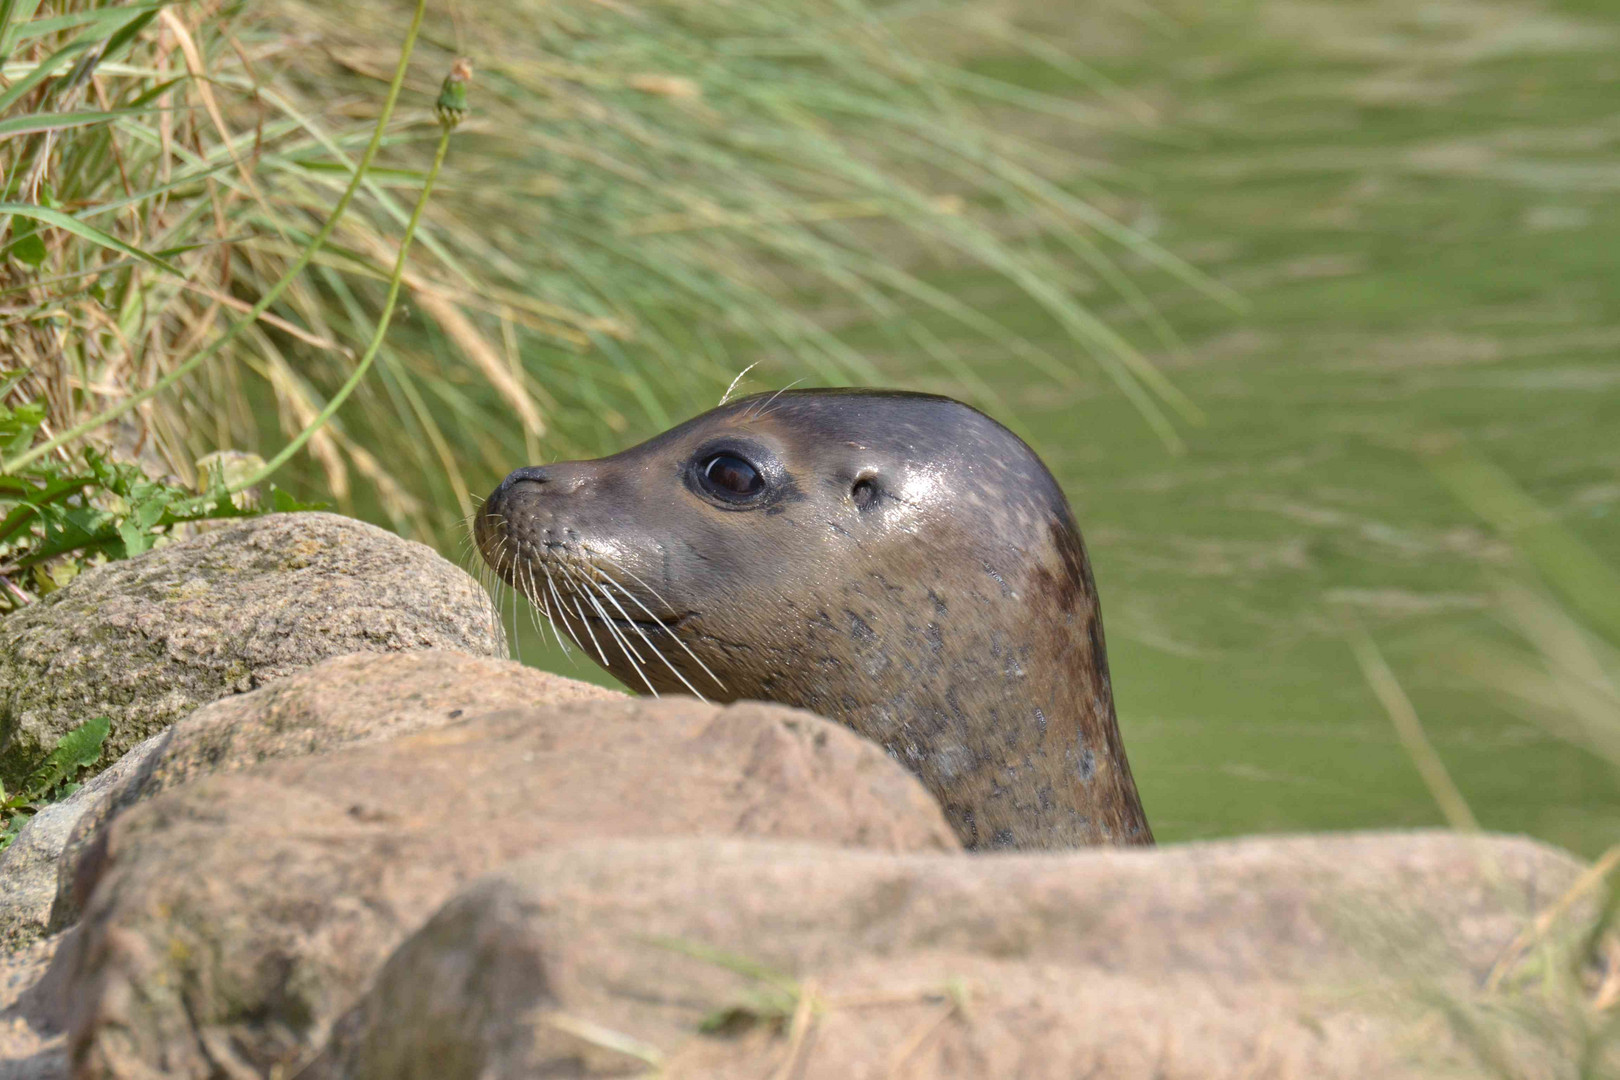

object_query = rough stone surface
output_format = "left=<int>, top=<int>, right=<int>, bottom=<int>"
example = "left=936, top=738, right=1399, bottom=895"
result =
left=0, top=512, right=506, bottom=789
left=0, top=651, right=616, bottom=952
left=0, top=931, right=66, bottom=1080
left=303, top=833, right=1590, bottom=1080
left=0, top=743, right=157, bottom=955
left=58, top=697, right=958, bottom=1078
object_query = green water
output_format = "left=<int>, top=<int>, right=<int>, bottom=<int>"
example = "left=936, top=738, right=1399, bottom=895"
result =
left=503, top=0, right=1620, bottom=857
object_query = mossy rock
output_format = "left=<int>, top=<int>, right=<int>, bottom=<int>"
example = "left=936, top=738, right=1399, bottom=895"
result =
left=0, top=513, right=504, bottom=789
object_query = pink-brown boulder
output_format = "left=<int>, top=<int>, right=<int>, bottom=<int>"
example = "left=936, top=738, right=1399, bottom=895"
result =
left=59, top=697, right=957, bottom=1078
left=304, top=832, right=1595, bottom=1080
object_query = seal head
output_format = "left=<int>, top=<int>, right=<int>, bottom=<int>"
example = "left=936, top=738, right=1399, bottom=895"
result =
left=475, top=389, right=1151, bottom=849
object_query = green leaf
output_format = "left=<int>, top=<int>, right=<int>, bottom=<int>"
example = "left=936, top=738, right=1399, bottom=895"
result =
left=0, top=30, right=90, bottom=113
left=6, top=215, right=45, bottom=267
left=23, top=714, right=110, bottom=798
left=0, top=203, right=181, bottom=277
left=9, top=231, right=46, bottom=267
left=3, top=2, right=166, bottom=47
left=100, top=8, right=160, bottom=65
left=0, top=400, right=45, bottom=456
left=123, top=74, right=185, bottom=111
left=0, top=0, right=44, bottom=64
left=0, top=106, right=159, bottom=140
left=24, top=503, right=114, bottom=565
left=132, top=493, right=170, bottom=530
left=0, top=475, right=93, bottom=545
left=270, top=486, right=330, bottom=512
left=116, top=518, right=151, bottom=557
left=50, top=715, right=109, bottom=773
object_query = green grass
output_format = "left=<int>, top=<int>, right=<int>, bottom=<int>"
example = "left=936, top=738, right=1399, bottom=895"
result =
left=506, top=0, right=1620, bottom=860
left=956, top=0, right=1620, bottom=858
left=5, top=0, right=1189, bottom=549
left=6, top=0, right=1615, bottom=861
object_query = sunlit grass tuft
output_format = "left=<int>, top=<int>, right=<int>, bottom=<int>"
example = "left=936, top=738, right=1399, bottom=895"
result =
left=2, top=0, right=1200, bottom=551
left=1423, top=446, right=1620, bottom=1079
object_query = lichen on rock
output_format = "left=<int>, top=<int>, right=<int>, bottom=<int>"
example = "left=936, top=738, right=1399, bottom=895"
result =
left=0, top=512, right=505, bottom=789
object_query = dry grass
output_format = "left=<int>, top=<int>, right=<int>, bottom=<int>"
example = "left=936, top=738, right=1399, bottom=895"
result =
left=2, top=0, right=1198, bottom=549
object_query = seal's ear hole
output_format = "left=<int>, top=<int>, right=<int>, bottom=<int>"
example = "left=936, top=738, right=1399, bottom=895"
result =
left=851, top=476, right=881, bottom=510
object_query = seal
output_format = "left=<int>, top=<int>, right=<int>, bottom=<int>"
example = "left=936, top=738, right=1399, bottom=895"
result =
left=474, top=389, right=1152, bottom=849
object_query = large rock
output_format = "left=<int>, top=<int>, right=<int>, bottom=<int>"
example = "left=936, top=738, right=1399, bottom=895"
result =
left=0, top=512, right=505, bottom=788
left=0, top=651, right=616, bottom=952
left=302, top=833, right=1592, bottom=1080
left=58, top=697, right=957, bottom=1077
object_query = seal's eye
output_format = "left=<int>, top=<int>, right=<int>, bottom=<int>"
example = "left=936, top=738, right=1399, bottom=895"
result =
left=699, top=453, right=764, bottom=500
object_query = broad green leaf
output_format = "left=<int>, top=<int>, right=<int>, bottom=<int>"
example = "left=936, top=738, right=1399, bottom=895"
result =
left=132, top=492, right=171, bottom=530
left=270, top=486, right=330, bottom=512
left=0, top=203, right=181, bottom=276
left=46, top=714, right=109, bottom=772
left=117, top=518, right=151, bottom=557
left=24, top=714, right=110, bottom=796
left=8, top=231, right=45, bottom=266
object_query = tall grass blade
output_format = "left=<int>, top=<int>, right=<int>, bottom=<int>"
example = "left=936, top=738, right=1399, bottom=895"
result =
left=0, top=202, right=179, bottom=274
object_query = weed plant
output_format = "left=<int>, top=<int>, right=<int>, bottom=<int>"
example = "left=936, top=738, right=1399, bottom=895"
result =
left=0, top=713, right=105, bottom=849
left=1, top=0, right=1195, bottom=554
left=1418, top=449, right=1620, bottom=1078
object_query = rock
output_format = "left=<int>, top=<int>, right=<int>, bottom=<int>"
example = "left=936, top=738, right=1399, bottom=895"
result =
left=0, top=651, right=616, bottom=952
left=58, top=698, right=957, bottom=1077
left=302, top=833, right=1591, bottom=1080
left=0, top=512, right=505, bottom=789
left=0, top=931, right=68, bottom=1079
left=0, top=742, right=158, bottom=955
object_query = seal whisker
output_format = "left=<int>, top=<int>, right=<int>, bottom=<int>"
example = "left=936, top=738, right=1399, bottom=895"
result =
left=598, top=575, right=726, bottom=694
left=588, top=577, right=710, bottom=702
left=550, top=569, right=590, bottom=657
left=519, top=562, right=552, bottom=650
left=538, top=564, right=578, bottom=657
left=506, top=553, right=525, bottom=666
left=486, top=538, right=513, bottom=659
left=570, top=575, right=645, bottom=667
left=747, top=378, right=806, bottom=421
left=524, top=561, right=557, bottom=639
left=581, top=591, right=659, bottom=696
left=563, top=589, right=613, bottom=670
left=592, top=556, right=728, bottom=692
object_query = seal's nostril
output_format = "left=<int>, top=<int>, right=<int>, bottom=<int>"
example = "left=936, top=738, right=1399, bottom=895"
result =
left=496, top=465, right=550, bottom=499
